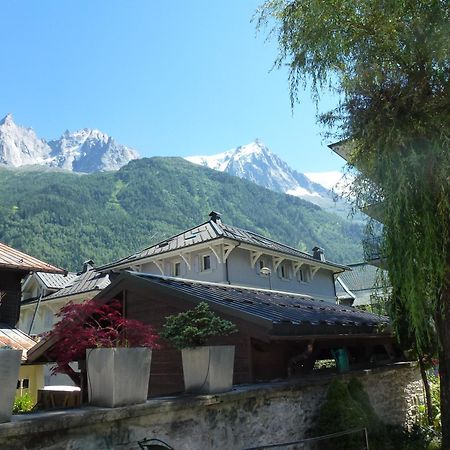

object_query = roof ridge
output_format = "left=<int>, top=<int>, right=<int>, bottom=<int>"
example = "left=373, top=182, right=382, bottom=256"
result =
left=96, top=220, right=212, bottom=270
left=222, top=222, right=313, bottom=258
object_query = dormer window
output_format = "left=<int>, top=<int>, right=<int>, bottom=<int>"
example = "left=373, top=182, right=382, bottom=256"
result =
left=202, top=255, right=211, bottom=271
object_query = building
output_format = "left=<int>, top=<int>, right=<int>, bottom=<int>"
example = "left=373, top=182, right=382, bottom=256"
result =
left=19, top=261, right=110, bottom=337
left=18, top=261, right=110, bottom=386
left=29, top=270, right=396, bottom=397
left=336, top=262, right=390, bottom=312
left=97, top=211, right=347, bottom=303
left=0, top=241, right=63, bottom=402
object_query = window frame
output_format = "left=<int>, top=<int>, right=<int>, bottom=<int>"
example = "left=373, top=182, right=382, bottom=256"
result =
left=201, top=254, right=212, bottom=272
left=173, top=261, right=181, bottom=277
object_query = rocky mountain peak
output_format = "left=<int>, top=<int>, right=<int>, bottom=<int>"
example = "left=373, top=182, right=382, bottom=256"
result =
left=0, top=113, right=14, bottom=126
left=0, top=113, right=139, bottom=173
left=186, top=140, right=351, bottom=217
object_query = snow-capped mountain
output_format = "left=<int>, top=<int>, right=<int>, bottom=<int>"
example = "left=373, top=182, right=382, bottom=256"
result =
left=49, top=128, right=139, bottom=172
left=0, top=114, right=139, bottom=173
left=186, top=140, right=348, bottom=214
left=0, top=113, right=53, bottom=167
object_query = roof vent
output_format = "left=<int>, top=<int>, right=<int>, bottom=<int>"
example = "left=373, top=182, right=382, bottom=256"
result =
left=312, top=247, right=326, bottom=262
left=209, top=211, right=222, bottom=224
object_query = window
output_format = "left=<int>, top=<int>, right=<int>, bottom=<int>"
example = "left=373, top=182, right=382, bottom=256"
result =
left=278, top=263, right=290, bottom=280
left=298, top=266, right=311, bottom=283
left=22, top=379, right=29, bottom=389
left=173, top=261, right=181, bottom=277
left=258, top=258, right=268, bottom=276
left=202, top=255, right=211, bottom=271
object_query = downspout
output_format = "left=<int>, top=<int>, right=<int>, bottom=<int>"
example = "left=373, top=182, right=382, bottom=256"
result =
left=29, top=292, right=43, bottom=335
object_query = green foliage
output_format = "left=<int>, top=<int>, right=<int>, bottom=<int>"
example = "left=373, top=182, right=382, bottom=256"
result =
left=258, top=3, right=449, bottom=437
left=417, top=373, right=442, bottom=433
left=161, top=302, right=237, bottom=350
left=12, top=393, right=34, bottom=414
left=313, top=379, right=367, bottom=450
left=313, top=378, right=440, bottom=449
left=0, top=159, right=364, bottom=271
left=259, top=0, right=449, bottom=352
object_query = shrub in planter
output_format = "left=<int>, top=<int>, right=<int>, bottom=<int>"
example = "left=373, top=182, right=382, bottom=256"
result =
left=45, top=299, right=159, bottom=407
left=161, top=302, right=237, bottom=394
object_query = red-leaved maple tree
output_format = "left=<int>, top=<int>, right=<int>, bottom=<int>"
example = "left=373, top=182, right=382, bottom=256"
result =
left=44, top=299, right=160, bottom=384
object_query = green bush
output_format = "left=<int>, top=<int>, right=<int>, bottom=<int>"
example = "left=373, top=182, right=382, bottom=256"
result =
left=313, top=379, right=368, bottom=450
left=161, top=302, right=237, bottom=350
left=312, top=378, right=441, bottom=450
left=13, top=393, right=34, bottom=414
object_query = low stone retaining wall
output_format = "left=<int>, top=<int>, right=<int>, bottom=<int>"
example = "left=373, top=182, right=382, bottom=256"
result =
left=0, top=362, right=421, bottom=450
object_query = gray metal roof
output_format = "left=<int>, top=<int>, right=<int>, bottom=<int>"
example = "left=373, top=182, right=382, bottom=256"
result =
left=338, top=263, right=389, bottom=293
left=336, top=263, right=390, bottom=307
left=35, top=272, right=78, bottom=289
left=97, top=216, right=347, bottom=272
left=116, top=272, right=390, bottom=336
left=28, top=268, right=110, bottom=303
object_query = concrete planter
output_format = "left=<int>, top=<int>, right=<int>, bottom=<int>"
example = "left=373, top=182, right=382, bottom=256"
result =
left=0, top=348, right=22, bottom=423
left=182, top=345, right=235, bottom=394
left=86, top=347, right=152, bottom=407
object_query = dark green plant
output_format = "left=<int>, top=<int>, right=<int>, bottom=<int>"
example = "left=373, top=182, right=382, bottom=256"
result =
left=161, top=302, right=237, bottom=350
left=313, top=379, right=367, bottom=450
left=12, top=393, right=34, bottom=414
left=313, top=377, right=441, bottom=449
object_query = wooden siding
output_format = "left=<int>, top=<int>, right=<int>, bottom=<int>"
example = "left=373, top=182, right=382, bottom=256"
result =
left=0, top=270, right=23, bottom=327
left=124, top=288, right=253, bottom=396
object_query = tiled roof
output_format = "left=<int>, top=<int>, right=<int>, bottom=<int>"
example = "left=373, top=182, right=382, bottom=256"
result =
left=0, top=242, right=63, bottom=273
left=27, top=269, right=110, bottom=303
left=97, top=217, right=347, bottom=273
left=0, top=324, right=37, bottom=361
left=121, top=272, right=390, bottom=336
left=35, top=272, right=78, bottom=289
left=338, top=263, right=389, bottom=293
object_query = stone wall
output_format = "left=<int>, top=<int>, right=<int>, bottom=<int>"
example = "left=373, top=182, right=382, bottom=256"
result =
left=0, top=363, right=422, bottom=450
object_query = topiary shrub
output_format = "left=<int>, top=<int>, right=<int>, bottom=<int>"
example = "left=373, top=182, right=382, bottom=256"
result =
left=161, top=302, right=237, bottom=350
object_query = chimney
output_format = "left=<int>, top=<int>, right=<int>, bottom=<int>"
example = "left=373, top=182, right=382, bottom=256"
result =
left=208, top=211, right=222, bottom=224
left=82, top=260, right=95, bottom=273
left=312, top=247, right=325, bottom=262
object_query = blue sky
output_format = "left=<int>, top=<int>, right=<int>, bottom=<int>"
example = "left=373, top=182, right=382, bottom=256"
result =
left=1, top=1, right=345, bottom=173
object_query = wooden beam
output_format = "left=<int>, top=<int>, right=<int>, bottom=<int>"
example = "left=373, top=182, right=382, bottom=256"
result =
left=222, top=243, right=236, bottom=263
left=311, top=266, right=320, bottom=280
left=250, top=250, right=262, bottom=268
left=293, top=261, right=305, bottom=276
left=179, top=253, right=191, bottom=270
left=153, top=260, right=164, bottom=275
left=268, top=333, right=394, bottom=342
left=209, top=245, right=221, bottom=264
left=273, top=256, right=285, bottom=271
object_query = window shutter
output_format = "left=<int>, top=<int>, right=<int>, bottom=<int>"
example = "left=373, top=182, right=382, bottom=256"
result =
left=211, top=254, right=217, bottom=270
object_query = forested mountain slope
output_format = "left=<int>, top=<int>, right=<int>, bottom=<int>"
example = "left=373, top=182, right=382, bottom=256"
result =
left=0, top=158, right=363, bottom=271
